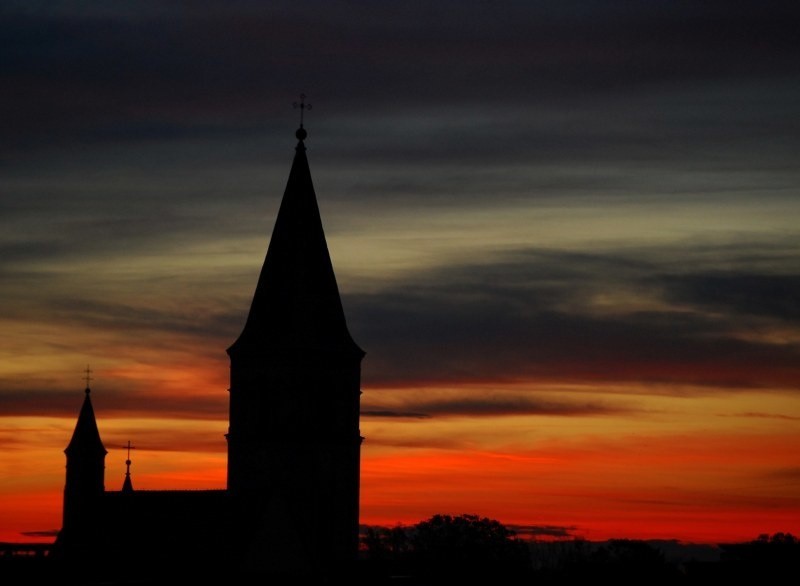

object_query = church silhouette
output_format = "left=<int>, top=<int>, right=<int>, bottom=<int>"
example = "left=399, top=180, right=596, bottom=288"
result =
left=52, top=116, right=365, bottom=582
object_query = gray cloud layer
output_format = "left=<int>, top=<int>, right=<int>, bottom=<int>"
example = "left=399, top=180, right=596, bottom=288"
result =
left=351, top=245, right=800, bottom=390
left=2, top=2, right=799, bottom=420
left=3, top=1, right=799, bottom=150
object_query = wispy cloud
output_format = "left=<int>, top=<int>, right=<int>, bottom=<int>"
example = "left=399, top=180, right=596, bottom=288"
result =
left=362, top=389, right=626, bottom=419
left=509, top=524, right=580, bottom=540
left=352, top=245, right=800, bottom=390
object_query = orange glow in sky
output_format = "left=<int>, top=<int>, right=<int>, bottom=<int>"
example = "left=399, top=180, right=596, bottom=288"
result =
left=2, top=375, right=798, bottom=546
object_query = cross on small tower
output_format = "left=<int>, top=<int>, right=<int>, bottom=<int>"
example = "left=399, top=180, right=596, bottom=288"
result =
left=83, top=365, right=93, bottom=392
left=293, top=93, right=312, bottom=128
left=124, top=440, right=136, bottom=464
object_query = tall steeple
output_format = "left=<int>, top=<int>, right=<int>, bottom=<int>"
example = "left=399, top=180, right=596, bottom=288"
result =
left=227, top=120, right=362, bottom=358
left=226, top=111, right=364, bottom=579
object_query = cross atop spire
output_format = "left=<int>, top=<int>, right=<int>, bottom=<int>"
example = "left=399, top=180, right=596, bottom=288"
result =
left=124, top=440, right=136, bottom=464
left=293, top=93, right=312, bottom=141
left=293, top=93, right=312, bottom=127
left=83, top=365, right=93, bottom=393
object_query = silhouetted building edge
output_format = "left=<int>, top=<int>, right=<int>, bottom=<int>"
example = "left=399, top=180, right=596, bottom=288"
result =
left=52, top=122, right=365, bottom=581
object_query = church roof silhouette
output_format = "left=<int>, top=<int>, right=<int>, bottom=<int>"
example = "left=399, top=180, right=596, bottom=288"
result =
left=53, top=116, right=365, bottom=583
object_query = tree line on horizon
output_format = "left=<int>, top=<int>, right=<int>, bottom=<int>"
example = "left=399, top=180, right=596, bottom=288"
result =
left=359, top=513, right=799, bottom=584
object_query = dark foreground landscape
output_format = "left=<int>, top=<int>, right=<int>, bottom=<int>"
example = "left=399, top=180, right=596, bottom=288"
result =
left=3, top=529, right=797, bottom=585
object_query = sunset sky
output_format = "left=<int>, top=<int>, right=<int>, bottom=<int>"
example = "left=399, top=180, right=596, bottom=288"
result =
left=2, top=1, right=799, bottom=546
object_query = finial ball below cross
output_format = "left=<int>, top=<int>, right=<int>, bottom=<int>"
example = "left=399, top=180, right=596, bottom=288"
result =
left=293, top=93, right=311, bottom=140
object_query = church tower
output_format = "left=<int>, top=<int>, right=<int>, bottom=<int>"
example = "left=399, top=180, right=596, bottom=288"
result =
left=58, top=382, right=107, bottom=556
left=226, top=115, right=365, bottom=577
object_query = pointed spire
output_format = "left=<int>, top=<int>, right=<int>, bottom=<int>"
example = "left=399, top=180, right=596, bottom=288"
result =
left=65, top=381, right=107, bottom=459
left=228, top=117, right=363, bottom=358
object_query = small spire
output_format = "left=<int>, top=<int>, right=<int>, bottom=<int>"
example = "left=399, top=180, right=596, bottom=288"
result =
left=122, top=440, right=136, bottom=492
left=83, top=364, right=93, bottom=393
left=293, top=93, right=312, bottom=141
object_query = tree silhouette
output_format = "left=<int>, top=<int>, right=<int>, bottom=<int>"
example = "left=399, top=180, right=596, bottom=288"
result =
left=363, top=513, right=532, bottom=580
left=531, top=538, right=684, bottom=585
left=362, top=524, right=410, bottom=562
left=717, top=531, right=799, bottom=581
